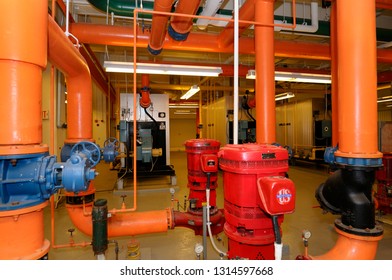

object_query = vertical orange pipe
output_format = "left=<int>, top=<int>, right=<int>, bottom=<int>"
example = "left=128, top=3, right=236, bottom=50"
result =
left=168, top=0, right=202, bottom=40
left=0, top=0, right=48, bottom=155
left=330, top=1, right=338, bottom=147
left=334, top=0, right=381, bottom=159
left=147, top=0, right=174, bottom=55
left=139, top=74, right=151, bottom=108
left=255, top=0, right=275, bottom=144
left=47, top=16, right=93, bottom=143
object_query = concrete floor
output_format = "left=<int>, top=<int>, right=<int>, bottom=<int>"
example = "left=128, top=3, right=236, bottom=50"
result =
left=44, top=151, right=392, bottom=260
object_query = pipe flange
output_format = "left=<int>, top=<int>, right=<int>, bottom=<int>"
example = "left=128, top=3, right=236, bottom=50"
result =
left=335, top=219, right=384, bottom=237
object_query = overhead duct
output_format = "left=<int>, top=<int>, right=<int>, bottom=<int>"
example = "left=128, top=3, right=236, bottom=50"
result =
left=195, top=0, right=225, bottom=30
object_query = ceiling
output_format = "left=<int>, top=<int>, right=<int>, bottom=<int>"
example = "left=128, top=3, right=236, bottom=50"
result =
left=58, top=0, right=392, bottom=110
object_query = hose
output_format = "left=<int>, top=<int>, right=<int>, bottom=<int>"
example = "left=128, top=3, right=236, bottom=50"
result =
left=205, top=173, right=227, bottom=258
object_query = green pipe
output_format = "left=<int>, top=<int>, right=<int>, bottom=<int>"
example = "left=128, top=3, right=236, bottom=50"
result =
left=92, top=199, right=108, bottom=256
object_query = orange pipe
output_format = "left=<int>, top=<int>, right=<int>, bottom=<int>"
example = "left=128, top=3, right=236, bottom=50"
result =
left=68, top=22, right=392, bottom=63
left=255, top=0, right=276, bottom=144
left=218, top=0, right=255, bottom=48
left=0, top=202, right=50, bottom=260
left=168, top=0, right=202, bottom=40
left=330, top=1, right=338, bottom=147
left=139, top=74, right=152, bottom=108
left=66, top=204, right=173, bottom=237
left=148, top=0, right=173, bottom=54
left=310, top=227, right=383, bottom=260
left=334, top=0, right=381, bottom=159
left=47, top=16, right=93, bottom=143
left=0, top=0, right=47, bottom=155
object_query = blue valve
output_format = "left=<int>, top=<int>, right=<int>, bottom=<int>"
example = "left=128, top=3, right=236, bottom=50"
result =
left=102, top=137, right=119, bottom=163
left=324, top=146, right=338, bottom=164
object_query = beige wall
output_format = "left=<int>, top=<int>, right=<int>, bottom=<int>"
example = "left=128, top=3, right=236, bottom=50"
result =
left=170, top=118, right=197, bottom=151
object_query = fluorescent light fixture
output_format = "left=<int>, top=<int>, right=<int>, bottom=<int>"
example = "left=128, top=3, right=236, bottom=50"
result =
left=181, top=85, right=200, bottom=100
left=169, top=103, right=199, bottom=109
left=246, top=69, right=331, bottom=84
left=275, top=92, right=295, bottom=101
left=104, top=61, right=222, bottom=77
left=377, top=95, right=392, bottom=103
left=173, top=109, right=196, bottom=115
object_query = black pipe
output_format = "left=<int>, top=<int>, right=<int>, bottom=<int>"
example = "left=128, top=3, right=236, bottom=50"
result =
left=92, top=199, right=108, bottom=256
left=315, top=168, right=376, bottom=230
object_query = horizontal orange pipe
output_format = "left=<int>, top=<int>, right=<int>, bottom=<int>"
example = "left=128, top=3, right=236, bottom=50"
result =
left=0, top=202, right=50, bottom=260
left=66, top=204, right=173, bottom=237
left=48, top=16, right=93, bottom=143
left=310, top=227, right=383, bottom=260
left=0, top=0, right=47, bottom=154
left=69, top=23, right=392, bottom=63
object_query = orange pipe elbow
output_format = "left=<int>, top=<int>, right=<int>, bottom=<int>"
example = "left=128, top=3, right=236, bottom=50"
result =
left=48, top=16, right=93, bottom=142
left=139, top=74, right=151, bottom=108
left=66, top=204, right=173, bottom=237
left=310, top=227, right=383, bottom=260
left=168, top=0, right=202, bottom=40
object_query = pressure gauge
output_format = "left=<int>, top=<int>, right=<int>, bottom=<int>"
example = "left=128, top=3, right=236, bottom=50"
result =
left=169, top=187, right=176, bottom=195
left=302, top=230, right=312, bottom=240
left=194, top=243, right=204, bottom=255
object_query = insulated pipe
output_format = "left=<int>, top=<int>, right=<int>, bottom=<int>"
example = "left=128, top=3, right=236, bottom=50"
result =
left=147, top=0, right=174, bottom=55
left=334, top=0, right=381, bottom=159
left=66, top=204, right=173, bottom=237
left=139, top=74, right=152, bottom=108
left=0, top=0, right=47, bottom=155
left=168, top=0, right=202, bottom=41
left=196, top=0, right=224, bottom=30
left=218, top=0, right=255, bottom=49
left=255, top=0, right=276, bottom=144
left=48, top=16, right=93, bottom=143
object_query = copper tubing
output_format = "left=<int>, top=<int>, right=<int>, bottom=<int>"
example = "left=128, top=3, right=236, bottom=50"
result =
left=139, top=74, right=152, bottom=108
left=148, top=0, right=173, bottom=54
left=168, top=0, right=202, bottom=40
left=330, top=1, right=338, bottom=147
left=218, top=0, right=255, bottom=48
left=334, top=0, right=381, bottom=159
left=255, top=0, right=276, bottom=144
left=48, top=16, right=93, bottom=143
left=0, top=0, right=47, bottom=154
left=66, top=204, right=173, bottom=237
left=310, top=227, right=383, bottom=260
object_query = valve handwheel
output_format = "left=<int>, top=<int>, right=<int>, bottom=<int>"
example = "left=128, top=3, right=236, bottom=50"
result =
left=71, top=141, right=101, bottom=167
left=104, top=137, right=120, bottom=149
